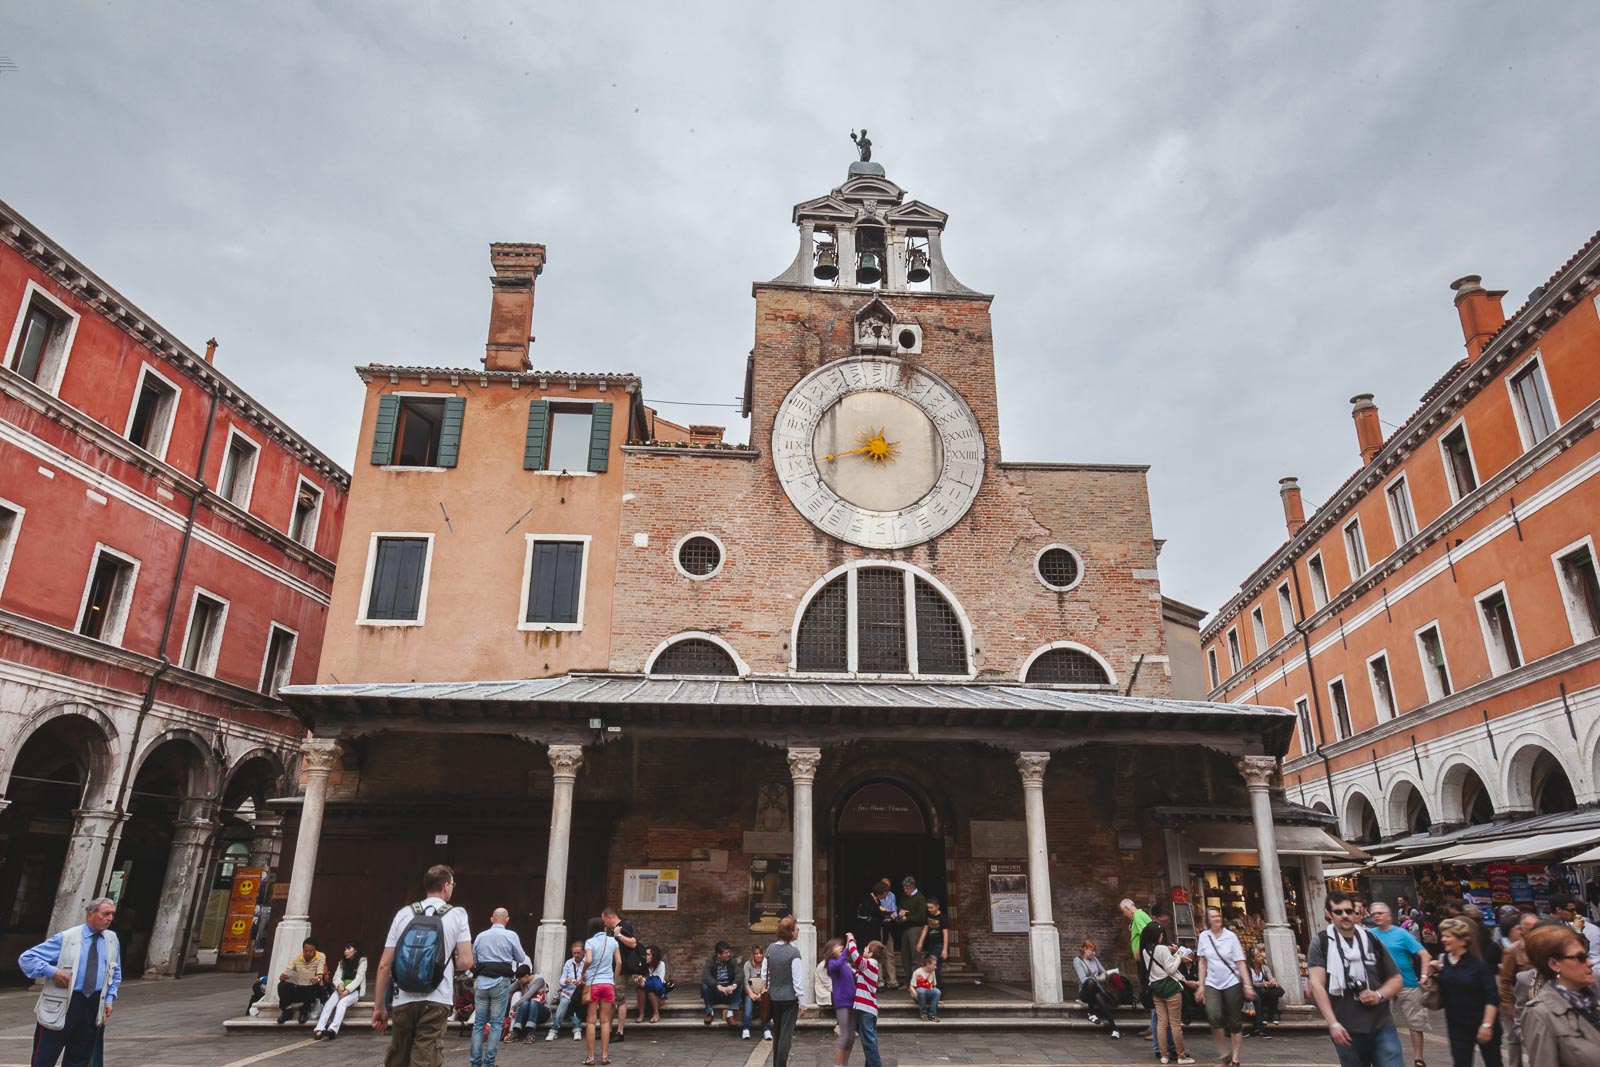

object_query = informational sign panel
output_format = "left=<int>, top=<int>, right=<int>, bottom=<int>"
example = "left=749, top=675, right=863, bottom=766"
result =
left=987, top=862, right=1029, bottom=934
left=622, top=868, right=680, bottom=911
left=219, top=867, right=267, bottom=956
left=748, top=858, right=792, bottom=932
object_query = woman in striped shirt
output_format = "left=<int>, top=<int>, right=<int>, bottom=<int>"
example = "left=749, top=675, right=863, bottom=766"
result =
left=847, top=932, right=887, bottom=1067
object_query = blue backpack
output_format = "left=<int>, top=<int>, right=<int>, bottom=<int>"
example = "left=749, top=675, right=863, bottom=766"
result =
left=393, top=903, right=454, bottom=994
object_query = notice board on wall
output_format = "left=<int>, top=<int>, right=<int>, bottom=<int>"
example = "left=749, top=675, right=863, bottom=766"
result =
left=988, top=862, right=1029, bottom=934
left=622, top=868, right=680, bottom=911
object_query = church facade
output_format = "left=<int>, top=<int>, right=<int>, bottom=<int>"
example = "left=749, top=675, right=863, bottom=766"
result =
left=267, top=153, right=1339, bottom=1006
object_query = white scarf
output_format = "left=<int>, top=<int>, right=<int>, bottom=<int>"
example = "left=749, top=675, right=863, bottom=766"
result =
left=1325, top=925, right=1374, bottom=997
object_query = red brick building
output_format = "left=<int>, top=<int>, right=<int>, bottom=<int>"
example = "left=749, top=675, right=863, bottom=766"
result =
left=0, top=197, right=348, bottom=977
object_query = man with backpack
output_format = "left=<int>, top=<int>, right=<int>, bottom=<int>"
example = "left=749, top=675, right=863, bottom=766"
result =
left=372, top=865, right=474, bottom=1067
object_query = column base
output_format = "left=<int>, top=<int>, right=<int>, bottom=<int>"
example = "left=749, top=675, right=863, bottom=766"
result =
left=797, top=921, right=818, bottom=1007
left=258, top=915, right=311, bottom=1010
left=1028, top=922, right=1064, bottom=1004
left=534, top=920, right=569, bottom=987
left=1262, top=923, right=1303, bottom=1006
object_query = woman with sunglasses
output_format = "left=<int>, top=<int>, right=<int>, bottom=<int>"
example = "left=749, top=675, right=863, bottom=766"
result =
left=1425, top=917, right=1502, bottom=1067
left=1520, top=923, right=1600, bottom=1067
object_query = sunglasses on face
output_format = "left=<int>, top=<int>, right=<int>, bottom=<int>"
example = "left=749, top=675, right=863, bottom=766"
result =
left=1330, top=907, right=1356, bottom=916
left=1555, top=951, right=1592, bottom=963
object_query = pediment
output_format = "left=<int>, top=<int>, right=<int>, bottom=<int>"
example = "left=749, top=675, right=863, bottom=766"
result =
left=853, top=297, right=899, bottom=349
left=791, top=194, right=858, bottom=224
left=838, top=175, right=906, bottom=203
left=885, top=200, right=948, bottom=227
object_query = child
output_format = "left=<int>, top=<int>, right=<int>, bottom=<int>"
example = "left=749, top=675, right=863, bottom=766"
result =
left=543, top=940, right=586, bottom=1042
left=847, top=933, right=885, bottom=1067
left=916, top=898, right=949, bottom=989
left=910, top=953, right=941, bottom=1021
left=824, top=939, right=856, bottom=1066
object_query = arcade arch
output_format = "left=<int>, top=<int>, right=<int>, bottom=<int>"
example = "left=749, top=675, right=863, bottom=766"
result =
left=1502, top=739, right=1579, bottom=815
left=1386, top=778, right=1432, bottom=837
left=1343, top=789, right=1381, bottom=845
left=1437, top=759, right=1496, bottom=827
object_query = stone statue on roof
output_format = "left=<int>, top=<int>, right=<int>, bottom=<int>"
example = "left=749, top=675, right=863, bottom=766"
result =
left=850, top=129, right=872, bottom=163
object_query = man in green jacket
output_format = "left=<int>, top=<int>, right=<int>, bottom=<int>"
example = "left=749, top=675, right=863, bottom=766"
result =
left=1123, top=898, right=1152, bottom=956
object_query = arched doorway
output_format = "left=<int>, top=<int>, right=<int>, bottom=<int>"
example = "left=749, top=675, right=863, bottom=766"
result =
left=1530, top=751, right=1576, bottom=815
left=1344, top=791, right=1381, bottom=846
left=1388, top=781, right=1432, bottom=836
left=829, top=780, right=945, bottom=940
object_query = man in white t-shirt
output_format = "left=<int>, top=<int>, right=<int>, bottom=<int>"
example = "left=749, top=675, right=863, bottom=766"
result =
left=1194, top=907, right=1255, bottom=1067
left=372, top=864, right=474, bottom=1067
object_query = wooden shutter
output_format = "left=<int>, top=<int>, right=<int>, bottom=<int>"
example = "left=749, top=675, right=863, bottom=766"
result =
left=436, top=396, right=466, bottom=468
left=526, top=541, right=585, bottom=625
left=587, top=401, right=613, bottom=472
left=370, top=395, right=401, bottom=465
left=524, top=400, right=550, bottom=470
left=368, top=538, right=427, bottom=621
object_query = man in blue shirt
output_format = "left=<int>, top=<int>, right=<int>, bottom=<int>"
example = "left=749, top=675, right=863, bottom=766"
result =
left=469, top=908, right=529, bottom=1067
left=18, top=897, right=122, bottom=1067
left=1369, top=902, right=1433, bottom=1067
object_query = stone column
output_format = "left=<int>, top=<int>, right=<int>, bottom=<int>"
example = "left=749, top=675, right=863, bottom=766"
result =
left=144, top=799, right=218, bottom=976
left=788, top=747, right=821, bottom=1006
left=534, top=745, right=584, bottom=982
left=259, top=738, right=340, bottom=1009
left=48, top=810, right=128, bottom=935
left=1239, top=754, right=1303, bottom=1006
left=1017, top=752, right=1063, bottom=1004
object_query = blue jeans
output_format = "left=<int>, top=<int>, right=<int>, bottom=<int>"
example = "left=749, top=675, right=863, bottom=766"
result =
left=701, top=983, right=743, bottom=1016
left=470, top=977, right=511, bottom=1067
left=1332, top=1024, right=1405, bottom=1067
left=513, top=997, right=550, bottom=1029
left=742, top=991, right=768, bottom=1029
left=916, top=988, right=941, bottom=1016
left=548, top=993, right=580, bottom=1034
left=854, top=1009, right=882, bottom=1067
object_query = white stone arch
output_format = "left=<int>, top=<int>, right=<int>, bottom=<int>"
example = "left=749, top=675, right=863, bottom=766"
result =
left=1500, top=733, right=1583, bottom=813
left=128, top=725, right=223, bottom=800
left=1019, top=641, right=1117, bottom=686
left=1340, top=785, right=1382, bottom=844
left=1384, top=773, right=1431, bottom=837
left=0, top=700, right=122, bottom=808
left=1584, top=711, right=1600, bottom=805
left=1435, top=754, right=1497, bottom=826
left=1309, top=798, right=1334, bottom=817
left=789, top=559, right=975, bottom=677
left=643, top=631, right=751, bottom=678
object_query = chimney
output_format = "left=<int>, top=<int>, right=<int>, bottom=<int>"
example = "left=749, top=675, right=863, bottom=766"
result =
left=1351, top=393, right=1383, bottom=465
left=688, top=424, right=725, bottom=447
left=203, top=337, right=218, bottom=364
left=1279, top=476, right=1306, bottom=537
left=485, top=242, right=547, bottom=373
left=1450, top=275, right=1507, bottom=361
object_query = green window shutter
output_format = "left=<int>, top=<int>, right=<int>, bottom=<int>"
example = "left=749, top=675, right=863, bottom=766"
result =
left=587, top=401, right=613, bottom=472
left=435, top=396, right=466, bottom=468
left=370, top=395, right=400, bottom=465
left=524, top=399, right=550, bottom=470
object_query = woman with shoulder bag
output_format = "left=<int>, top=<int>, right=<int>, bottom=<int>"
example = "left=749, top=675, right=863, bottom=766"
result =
left=1425, top=917, right=1502, bottom=1067
left=582, top=917, right=622, bottom=1066
left=1520, top=923, right=1600, bottom=1067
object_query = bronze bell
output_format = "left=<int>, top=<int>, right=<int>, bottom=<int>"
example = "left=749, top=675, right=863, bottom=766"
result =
left=813, top=244, right=839, bottom=281
left=906, top=247, right=931, bottom=284
left=856, top=251, right=883, bottom=285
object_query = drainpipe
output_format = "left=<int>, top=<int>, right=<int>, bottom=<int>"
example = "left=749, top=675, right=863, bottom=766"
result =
left=93, top=375, right=223, bottom=898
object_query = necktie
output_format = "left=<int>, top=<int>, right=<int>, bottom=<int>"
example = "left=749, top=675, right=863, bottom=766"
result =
left=81, top=933, right=99, bottom=996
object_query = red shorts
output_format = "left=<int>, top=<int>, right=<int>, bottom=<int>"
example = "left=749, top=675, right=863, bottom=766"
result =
left=590, top=983, right=616, bottom=1003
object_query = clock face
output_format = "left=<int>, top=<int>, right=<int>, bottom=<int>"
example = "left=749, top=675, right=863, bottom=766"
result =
left=772, top=357, right=984, bottom=549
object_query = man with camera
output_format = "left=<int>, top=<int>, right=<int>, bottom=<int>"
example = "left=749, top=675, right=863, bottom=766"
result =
left=1309, top=890, right=1405, bottom=1067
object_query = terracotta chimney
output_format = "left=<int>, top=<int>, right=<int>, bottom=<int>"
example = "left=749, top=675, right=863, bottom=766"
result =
left=1351, top=394, right=1384, bottom=464
left=203, top=337, right=218, bottom=364
left=1450, top=275, right=1507, bottom=361
left=485, top=242, right=547, bottom=373
left=1279, top=477, right=1306, bottom=537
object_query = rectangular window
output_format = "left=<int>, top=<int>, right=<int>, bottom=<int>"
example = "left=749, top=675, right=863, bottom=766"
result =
left=1386, top=476, right=1417, bottom=544
left=1368, top=653, right=1396, bottom=722
left=1206, top=647, right=1219, bottom=689
left=77, top=547, right=138, bottom=644
left=289, top=479, right=323, bottom=549
left=1555, top=541, right=1600, bottom=643
left=5, top=286, right=78, bottom=392
left=1328, top=677, right=1353, bottom=739
left=520, top=537, right=588, bottom=629
left=1509, top=358, right=1558, bottom=447
left=856, top=567, right=909, bottom=674
left=125, top=367, right=180, bottom=460
left=1277, top=582, right=1295, bottom=632
left=180, top=591, right=227, bottom=675
left=361, top=535, right=432, bottom=624
left=0, top=498, right=23, bottom=598
left=546, top=406, right=595, bottom=472
left=1416, top=623, right=1452, bottom=701
left=1251, top=606, right=1267, bottom=654
left=395, top=397, right=447, bottom=466
left=1343, top=517, right=1369, bottom=579
left=1226, top=627, right=1243, bottom=672
left=1307, top=553, right=1329, bottom=609
left=524, top=399, right=613, bottom=473
left=1440, top=423, right=1478, bottom=501
left=1477, top=586, right=1523, bottom=674
left=260, top=625, right=297, bottom=695
left=1294, top=696, right=1317, bottom=754
left=370, top=394, right=465, bottom=468
left=218, top=430, right=260, bottom=508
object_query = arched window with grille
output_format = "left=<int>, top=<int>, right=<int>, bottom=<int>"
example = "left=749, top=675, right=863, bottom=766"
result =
left=792, top=564, right=970, bottom=676
left=646, top=633, right=744, bottom=677
left=1021, top=643, right=1115, bottom=686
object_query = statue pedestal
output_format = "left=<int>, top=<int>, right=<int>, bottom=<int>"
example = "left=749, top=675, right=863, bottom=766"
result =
left=848, top=161, right=886, bottom=178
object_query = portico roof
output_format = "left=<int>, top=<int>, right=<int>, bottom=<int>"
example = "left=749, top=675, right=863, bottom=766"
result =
left=280, top=674, right=1296, bottom=755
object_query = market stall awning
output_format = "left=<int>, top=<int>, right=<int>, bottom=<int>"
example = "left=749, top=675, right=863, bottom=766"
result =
left=1566, top=843, right=1600, bottom=864
left=1444, top=827, right=1600, bottom=865
left=1186, top=821, right=1367, bottom=860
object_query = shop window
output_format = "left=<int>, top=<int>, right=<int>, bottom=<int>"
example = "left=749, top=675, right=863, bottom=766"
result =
left=218, top=430, right=259, bottom=508
left=1250, top=606, right=1267, bottom=654
left=1476, top=586, right=1523, bottom=674
left=1294, top=697, right=1316, bottom=754
left=1226, top=628, right=1243, bottom=672
left=649, top=637, right=739, bottom=677
left=1024, top=646, right=1112, bottom=686
left=524, top=399, right=612, bottom=473
left=793, top=565, right=968, bottom=677
left=77, top=547, right=138, bottom=644
left=1440, top=424, right=1478, bottom=502
left=361, top=535, right=431, bottom=624
left=125, top=366, right=180, bottom=461
left=1555, top=542, right=1600, bottom=643
left=1508, top=358, right=1558, bottom=448
left=1328, top=677, right=1353, bottom=739
left=1277, top=582, right=1295, bottom=632
left=260, top=624, right=297, bottom=695
left=1386, top=476, right=1417, bottom=543
left=1415, top=624, right=1452, bottom=701
left=180, top=591, right=228, bottom=675
left=1343, top=516, right=1369, bottom=579
left=6, top=286, right=78, bottom=393
left=290, top=479, right=322, bottom=548
left=1307, top=553, right=1329, bottom=609
left=1367, top=653, right=1396, bottom=722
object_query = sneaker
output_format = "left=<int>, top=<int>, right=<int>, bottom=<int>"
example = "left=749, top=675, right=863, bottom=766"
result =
left=545, top=1029, right=557, bottom=1042
left=725, top=1010, right=735, bottom=1024
left=1088, top=1014, right=1100, bottom=1024
left=574, top=1028, right=583, bottom=1040
left=919, top=1013, right=928, bottom=1021
left=1178, top=1056, right=1197, bottom=1064
left=1160, top=1058, right=1170, bottom=1064
left=277, top=1009, right=293, bottom=1025
left=613, top=1030, right=625, bottom=1042
left=325, top=1030, right=338, bottom=1042
left=1111, top=1030, right=1121, bottom=1040
left=742, top=1029, right=751, bottom=1040
left=764, top=1029, right=773, bottom=1040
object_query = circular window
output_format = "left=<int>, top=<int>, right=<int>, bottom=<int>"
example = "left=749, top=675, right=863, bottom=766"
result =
left=674, top=534, right=724, bottom=580
left=1035, top=545, right=1082, bottom=591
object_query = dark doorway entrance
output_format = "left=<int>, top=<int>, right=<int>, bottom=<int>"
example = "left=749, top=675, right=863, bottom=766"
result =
left=828, top=781, right=945, bottom=940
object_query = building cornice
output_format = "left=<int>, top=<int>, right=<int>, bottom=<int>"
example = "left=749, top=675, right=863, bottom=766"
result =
left=0, top=197, right=350, bottom=488
left=356, top=364, right=641, bottom=390
left=1000, top=461, right=1151, bottom=474
left=621, top=445, right=761, bottom=460
left=750, top=281, right=996, bottom=303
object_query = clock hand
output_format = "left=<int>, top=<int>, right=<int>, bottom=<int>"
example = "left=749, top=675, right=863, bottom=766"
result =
left=824, top=445, right=873, bottom=462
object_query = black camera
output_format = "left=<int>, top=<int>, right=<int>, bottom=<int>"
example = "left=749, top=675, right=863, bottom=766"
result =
left=1345, top=979, right=1367, bottom=995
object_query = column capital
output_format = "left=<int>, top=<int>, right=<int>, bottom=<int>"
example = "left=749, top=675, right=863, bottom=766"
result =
left=1236, top=754, right=1278, bottom=790
left=547, top=744, right=585, bottom=780
left=299, top=737, right=342, bottom=777
left=1016, top=751, right=1051, bottom=785
left=787, top=747, right=822, bottom=783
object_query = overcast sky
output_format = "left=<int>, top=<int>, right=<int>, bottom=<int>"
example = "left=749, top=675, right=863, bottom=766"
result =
left=3, top=3, right=1596, bottom=618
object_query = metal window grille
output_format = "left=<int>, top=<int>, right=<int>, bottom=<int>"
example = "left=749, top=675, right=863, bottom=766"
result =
left=914, top=578, right=967, bottom=675
left=676, top=536, right=722, bottom=577
left=650, top=638, right=738, bottom=676
left=856, top=568, right=908, bottom=673
left=1025, top=647, right=1111, bottom=685
left=1036, top=548, right=1080, bottom=589
left=796, top=577, right=848, bottom=672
